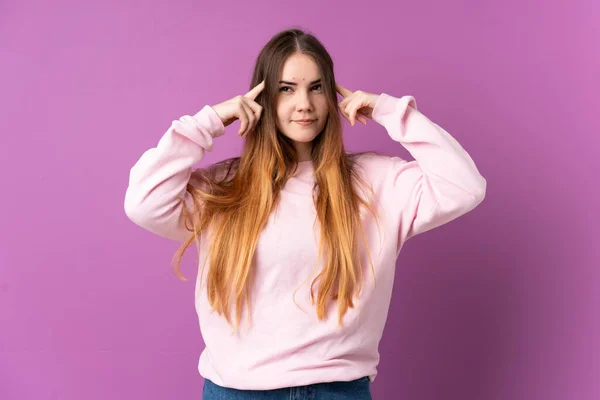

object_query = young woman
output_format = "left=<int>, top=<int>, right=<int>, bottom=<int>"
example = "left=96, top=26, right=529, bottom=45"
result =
left=124, top=28, right=486, bottom=400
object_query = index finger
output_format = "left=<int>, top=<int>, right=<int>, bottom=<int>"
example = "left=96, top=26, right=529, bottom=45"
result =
left=335, top=83, right=353, bottom=98
left=244, top=80, right=265, bottom=100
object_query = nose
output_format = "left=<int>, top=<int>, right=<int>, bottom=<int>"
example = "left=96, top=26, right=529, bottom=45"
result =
left=295, top=89, right=313, bottom=112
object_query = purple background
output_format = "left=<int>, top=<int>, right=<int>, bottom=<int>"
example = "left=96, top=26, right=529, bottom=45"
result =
left=1, top=1, right=598, bottom=399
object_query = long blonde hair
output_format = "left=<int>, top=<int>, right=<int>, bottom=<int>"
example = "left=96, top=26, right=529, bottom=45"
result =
left=173, top=28, right=383, bottom=334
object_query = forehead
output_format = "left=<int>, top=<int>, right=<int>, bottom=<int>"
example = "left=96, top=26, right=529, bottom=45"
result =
left=280, top=53, right=320, bottom=81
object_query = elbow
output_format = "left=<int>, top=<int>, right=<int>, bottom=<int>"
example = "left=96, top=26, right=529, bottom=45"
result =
left=124, top=194, right=165, bottom=236
left=124, top=188, right=189, bottom=242
left=124, top=188, right=149, bottom=227
left=474, top=175, right=487, bottom=203
left=468, top=175, right=487, bottom=209
left=124, top=199, right=140, bottom=224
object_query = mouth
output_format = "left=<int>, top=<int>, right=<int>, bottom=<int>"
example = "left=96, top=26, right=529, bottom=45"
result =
left=294, top=119, right=315, bottom=126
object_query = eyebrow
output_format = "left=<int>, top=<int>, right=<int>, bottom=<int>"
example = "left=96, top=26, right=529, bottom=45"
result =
left=279, top=79, right=322, bottom=86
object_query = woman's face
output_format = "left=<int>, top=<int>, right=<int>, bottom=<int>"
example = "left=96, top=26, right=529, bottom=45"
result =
left=275, top=53, right=329, bottom=160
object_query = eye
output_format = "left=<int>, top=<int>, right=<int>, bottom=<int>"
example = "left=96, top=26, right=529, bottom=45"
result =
left=312, top=84, right=323, bottom=91
left=279, top=86, right=292, bottom=92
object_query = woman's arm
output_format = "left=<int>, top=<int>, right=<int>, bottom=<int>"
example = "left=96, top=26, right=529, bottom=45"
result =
left=372, top=93, right=487, bottom=243
left=124, top=105, right=225, bottom=241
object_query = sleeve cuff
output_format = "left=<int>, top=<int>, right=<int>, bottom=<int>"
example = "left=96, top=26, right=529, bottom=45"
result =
left=192, top=105, right=226, bottom=138
left=372, top=93, right=418, bottom=127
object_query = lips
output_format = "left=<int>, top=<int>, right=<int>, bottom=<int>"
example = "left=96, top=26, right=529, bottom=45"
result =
left=294, top=120, right=314, bottom=126
left=294, top=119, right=315, bottom=126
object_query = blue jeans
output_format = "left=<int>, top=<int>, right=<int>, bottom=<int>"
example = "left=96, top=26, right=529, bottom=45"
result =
left=202, top=376, right=372, bottom=399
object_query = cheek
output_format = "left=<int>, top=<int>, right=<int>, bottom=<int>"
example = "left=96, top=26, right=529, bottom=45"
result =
left=317, top=117, right=328, bottom=131
left=275, top=101, right=284, bottom=117
left=318, top=102, right=329, bottom=120
left=317, top=99, right=329, bottom=115
left=275, top=106, right=291, bottom=130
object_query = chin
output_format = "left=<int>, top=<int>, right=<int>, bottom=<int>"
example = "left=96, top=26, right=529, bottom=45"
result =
left=291, top=133, right=320, bottom=143
left=279, top=130, right=319, bottom=142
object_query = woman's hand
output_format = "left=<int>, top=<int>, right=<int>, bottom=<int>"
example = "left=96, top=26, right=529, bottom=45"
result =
left=212, top=80, right=265, bottom=137
left=336, top=83, right=380, bottom=126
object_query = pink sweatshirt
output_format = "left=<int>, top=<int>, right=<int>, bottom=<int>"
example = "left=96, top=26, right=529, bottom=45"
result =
left=124, top=93, right=486, bottom=390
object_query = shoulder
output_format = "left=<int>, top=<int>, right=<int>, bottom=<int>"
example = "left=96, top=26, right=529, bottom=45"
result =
left=190, top=157, right=240, bottom=188
left=349, top=151, right=407, bottom=178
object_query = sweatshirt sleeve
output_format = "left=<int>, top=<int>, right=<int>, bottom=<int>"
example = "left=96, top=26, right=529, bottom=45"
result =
left=124, top=105, right=226, bottom=241
left=371, top=93, right=487, bottom=245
